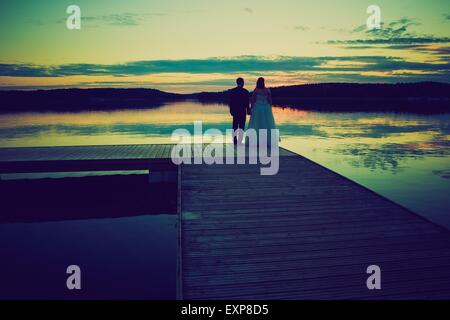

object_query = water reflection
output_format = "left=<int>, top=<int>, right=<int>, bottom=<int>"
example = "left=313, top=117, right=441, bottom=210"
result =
left=433, top=170, right=450, bottom=180
left=0, top=215, right=177, bottom=299
left=332, top=140, right=450, bottom=174
left=0, top=174, right=177, bottom=224
left=335, top=144, right=402, bottom=173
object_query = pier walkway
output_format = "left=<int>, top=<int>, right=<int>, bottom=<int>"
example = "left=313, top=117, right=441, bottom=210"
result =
left=1, top=144, right=449, bottom=299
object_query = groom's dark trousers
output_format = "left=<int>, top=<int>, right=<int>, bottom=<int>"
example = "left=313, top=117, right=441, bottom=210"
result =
left=229, top=86, right=250, bottom=144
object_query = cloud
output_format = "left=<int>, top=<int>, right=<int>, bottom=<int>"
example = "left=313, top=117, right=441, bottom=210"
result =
left=0, top=55, right=449, bottom=78
left=386, top=45, right=450, bottom=55
left=343, top=45, right=376, bottom=50
left=82, top=12, right=163, bottom=26
left=433, top=170, right=450, bottom=180
left=342, top=43, right=450, bottom=59
left=351, top=17, right=420, bottom=38
left=306, top=70, right=450, bottom=84
left=243, top=8, right=253, bottom=14
left=29, top=12, right=164, bottom=27
left=320, top=26, right=351, bottom=33
left=330, top=17, right=450, bottom=45
left=332, top=36, right=450, bottom=45
left=293, top=25, right=310, bottom=31
left=0, top=63, right=54, bottom=77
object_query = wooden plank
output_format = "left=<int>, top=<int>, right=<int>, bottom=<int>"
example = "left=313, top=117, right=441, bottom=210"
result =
left=0, top=143, right=295, bottom=173
left=0, top=144, right=169, bottom=162
left=0, top=144, right=180, bottom=173
left=162, top=144, right=172, bottom=159
left=153, top=145, right=163, bottom=158
left=180, top=150, right=450, bottom=300
left=177, top=164, right=183, bottom=300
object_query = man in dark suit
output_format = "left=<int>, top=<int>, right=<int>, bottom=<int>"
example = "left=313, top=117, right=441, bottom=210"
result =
left=228, top=77, right=250, bottom=144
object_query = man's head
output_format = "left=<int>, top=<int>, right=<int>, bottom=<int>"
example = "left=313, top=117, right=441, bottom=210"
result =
left=236, top=77, right=244, bottom=87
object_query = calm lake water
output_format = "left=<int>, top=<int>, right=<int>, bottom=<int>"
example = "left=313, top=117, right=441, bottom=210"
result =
left=0, top=100, right=449, bottom=298
left=0, top=215, right=177, bottom=299
left=1, top=101, right=449, bottom=227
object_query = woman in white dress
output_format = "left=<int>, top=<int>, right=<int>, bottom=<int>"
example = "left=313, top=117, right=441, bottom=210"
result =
left=247, top=77, right=278, bottom=145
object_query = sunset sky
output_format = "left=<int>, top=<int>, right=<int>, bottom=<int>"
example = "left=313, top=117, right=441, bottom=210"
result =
left=0, top=0, right=449, bottom=92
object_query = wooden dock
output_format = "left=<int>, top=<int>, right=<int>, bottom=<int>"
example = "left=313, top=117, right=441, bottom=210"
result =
left=0, top=144, right=176, bottom=173
left=1, top=144, right=450, bottom=299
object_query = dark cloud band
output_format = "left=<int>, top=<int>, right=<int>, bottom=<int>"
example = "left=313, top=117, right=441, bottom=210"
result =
left=0, top=55, right=449, bottom=78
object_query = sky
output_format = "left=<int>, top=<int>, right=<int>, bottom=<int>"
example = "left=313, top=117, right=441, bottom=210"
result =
left=0, top=0, right=449, bottom=92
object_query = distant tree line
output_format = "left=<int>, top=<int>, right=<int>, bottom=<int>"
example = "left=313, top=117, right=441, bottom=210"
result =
left=0, top=82, right=449, bottom=113
left=194, top=82, right=450, bottom=112
left=0, top=88, right=184, bottom=112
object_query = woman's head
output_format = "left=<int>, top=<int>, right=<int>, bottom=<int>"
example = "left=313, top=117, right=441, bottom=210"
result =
left=256, top=77, right=265, bottom=89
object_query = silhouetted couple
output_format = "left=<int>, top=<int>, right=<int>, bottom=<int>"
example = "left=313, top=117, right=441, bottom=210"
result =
left=228, top=77, right=277, bottom=145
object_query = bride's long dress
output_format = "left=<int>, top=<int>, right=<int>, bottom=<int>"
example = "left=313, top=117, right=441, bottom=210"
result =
left=247, top=89, right=278, bottom=144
